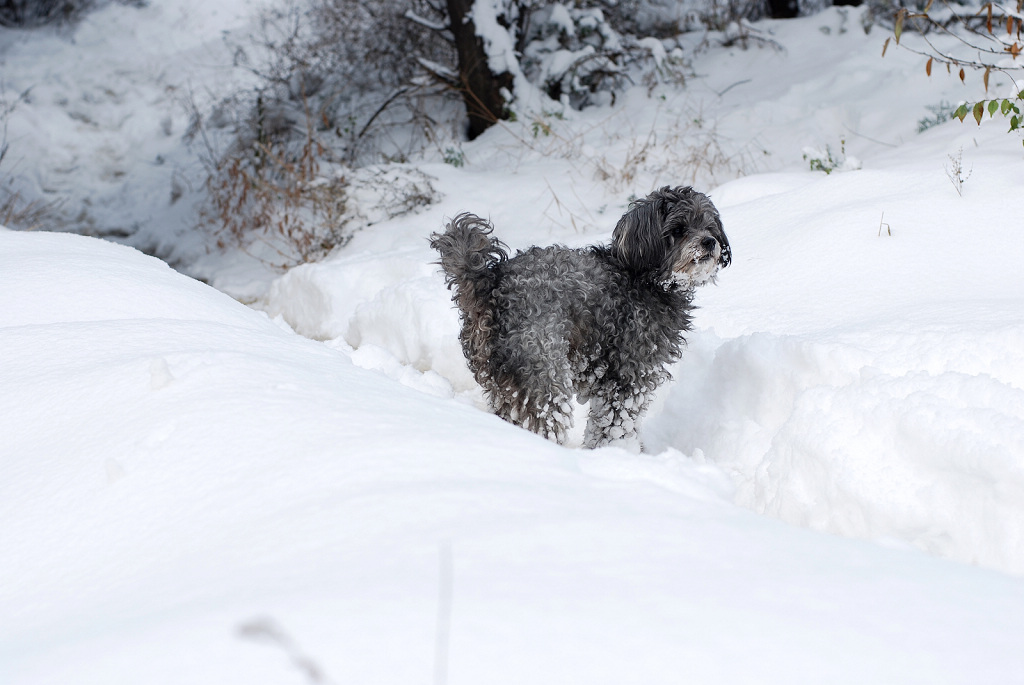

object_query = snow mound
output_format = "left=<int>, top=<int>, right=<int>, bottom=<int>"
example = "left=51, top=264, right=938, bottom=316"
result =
left=6, top=228, right=1024, bottom=684
left=649, top=327, right=1024, bottom=573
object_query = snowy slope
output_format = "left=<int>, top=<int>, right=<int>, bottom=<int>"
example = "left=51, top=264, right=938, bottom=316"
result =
left=0, top=0, right=261, bottom=261
left=4, top=228, right=1024, bottom=684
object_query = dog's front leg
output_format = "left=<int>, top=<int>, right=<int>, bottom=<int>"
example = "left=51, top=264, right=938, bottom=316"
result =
left=582, top=385, right=650, bottom=451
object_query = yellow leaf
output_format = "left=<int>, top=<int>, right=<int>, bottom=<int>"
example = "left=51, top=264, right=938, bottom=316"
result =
left=882, top=36, right=890, bottom=57
left=984, top=66, right=991, bottom=91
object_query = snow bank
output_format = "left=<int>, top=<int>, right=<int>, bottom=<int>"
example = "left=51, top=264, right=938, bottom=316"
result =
left=5, top=227, right=1024, bottom=684
left=648, top=327, right=1024, bottom=572
left=263, top=247, right=475, bottom=391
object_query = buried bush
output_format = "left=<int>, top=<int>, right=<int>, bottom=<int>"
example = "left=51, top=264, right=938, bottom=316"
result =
left=203, top=130, right=350, bottom=268
left=197, top=104, right=440, bottom=269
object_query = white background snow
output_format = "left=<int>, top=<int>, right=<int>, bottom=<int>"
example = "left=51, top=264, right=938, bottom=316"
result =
left=2, top=1, right=1024, bottom=683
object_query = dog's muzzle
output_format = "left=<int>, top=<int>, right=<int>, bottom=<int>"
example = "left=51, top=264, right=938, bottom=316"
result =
left=673, top=234, right=728, bottom=287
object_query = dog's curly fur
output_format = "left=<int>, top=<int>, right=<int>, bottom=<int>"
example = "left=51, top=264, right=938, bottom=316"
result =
left=430, top=186, right=730, bottom=448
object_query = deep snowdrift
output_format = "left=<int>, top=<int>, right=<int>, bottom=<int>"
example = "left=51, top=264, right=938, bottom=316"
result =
left=4, top=227, right=1024, bottom=684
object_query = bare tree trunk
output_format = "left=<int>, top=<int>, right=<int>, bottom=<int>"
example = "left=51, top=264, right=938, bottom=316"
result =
left=446, top=0, right=514, bottom=139
left=767, top=0, right=799, bottom=18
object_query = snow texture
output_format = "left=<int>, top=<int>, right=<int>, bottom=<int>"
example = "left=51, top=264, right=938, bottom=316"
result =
left=5, top=226, right=1024, bottom=684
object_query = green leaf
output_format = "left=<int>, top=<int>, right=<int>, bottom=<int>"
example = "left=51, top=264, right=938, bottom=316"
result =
left=954, top=103, right=969, bottom=122
left=1001, top=99, right=1013, bottom=115
left=895, top=9, right=905, bottom=43
left=988, top=99, right=1000, bottom=116
left=1010, top=114, right=1020, bottom=131
left=973, top=101, right=985, bottom=124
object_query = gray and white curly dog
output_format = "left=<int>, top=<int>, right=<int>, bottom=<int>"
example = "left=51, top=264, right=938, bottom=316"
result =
left=430, top=186, right=730, bottom=449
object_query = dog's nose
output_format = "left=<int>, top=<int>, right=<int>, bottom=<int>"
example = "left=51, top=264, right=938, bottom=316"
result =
left=700, top=237, right=718, bottom=253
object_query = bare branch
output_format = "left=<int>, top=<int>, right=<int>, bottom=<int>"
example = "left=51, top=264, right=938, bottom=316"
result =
left=404, top=9, right=449, bottom=34
left=417, top=57, right=460, bottom=88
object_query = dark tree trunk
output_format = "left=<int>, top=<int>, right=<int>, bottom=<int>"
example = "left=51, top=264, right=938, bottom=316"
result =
left=446, top=0, right=514, bottom=140
left=767, top=0, right=799, bottom=18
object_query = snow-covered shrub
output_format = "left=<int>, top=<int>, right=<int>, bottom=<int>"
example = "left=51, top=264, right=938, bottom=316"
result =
left=916, top=99, right=955, bottom=132
left=0, top=0, right=92, bottom=27
left=0, top=87, right=62, bottom=229
left=0, top=183, right=62, bottom=230
left=192, top=0, right=453, bottom=266
left=861, top=0, right=973, bottom=32
left=198, top=116, right=440, bottom=269
left=521, top=3, right=691, bottom=109
left=202, top=128, right=349, bottom=268
left=0, top=0, right=141, bottom=28
left=596, top=0, right=826, bottom=33
left=229, top=0, right=458, bottom=166
left=802, top=137, right=861, bottom=173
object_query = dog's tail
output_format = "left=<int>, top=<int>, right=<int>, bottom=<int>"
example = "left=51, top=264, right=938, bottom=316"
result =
left=429, top=213, right=508, bottom=297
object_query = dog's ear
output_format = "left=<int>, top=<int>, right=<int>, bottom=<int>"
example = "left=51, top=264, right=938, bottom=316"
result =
left=611, top=197, right=670, bottom=276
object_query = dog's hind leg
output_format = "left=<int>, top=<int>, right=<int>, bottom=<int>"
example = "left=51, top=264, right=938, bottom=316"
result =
left=486, top=345, right=576, bottom=445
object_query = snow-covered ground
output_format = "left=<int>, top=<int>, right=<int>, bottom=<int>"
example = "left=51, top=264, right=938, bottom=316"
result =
left=0, top=0, right=261, bottom=261
left=3, top=2, right=1024, bottom=683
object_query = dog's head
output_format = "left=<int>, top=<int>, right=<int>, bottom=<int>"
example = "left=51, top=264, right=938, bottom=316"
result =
left=611, top=186, right=730, bottom=288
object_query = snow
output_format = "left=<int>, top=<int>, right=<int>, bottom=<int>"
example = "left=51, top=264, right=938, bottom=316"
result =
left=5, top=228, right=1024, bottom=685
left=3, top=2, right=1024, bottom=683
left=0, top=0, right=261, bottom=262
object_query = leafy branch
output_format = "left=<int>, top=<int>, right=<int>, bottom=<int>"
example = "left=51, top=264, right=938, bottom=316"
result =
left=883, top=0, right=1024, bottom=143
left=952, top=91, right=1023, bottom=132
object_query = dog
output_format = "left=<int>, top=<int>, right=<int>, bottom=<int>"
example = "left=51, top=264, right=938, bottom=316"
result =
left=430, top=186, right=730, bottom=449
